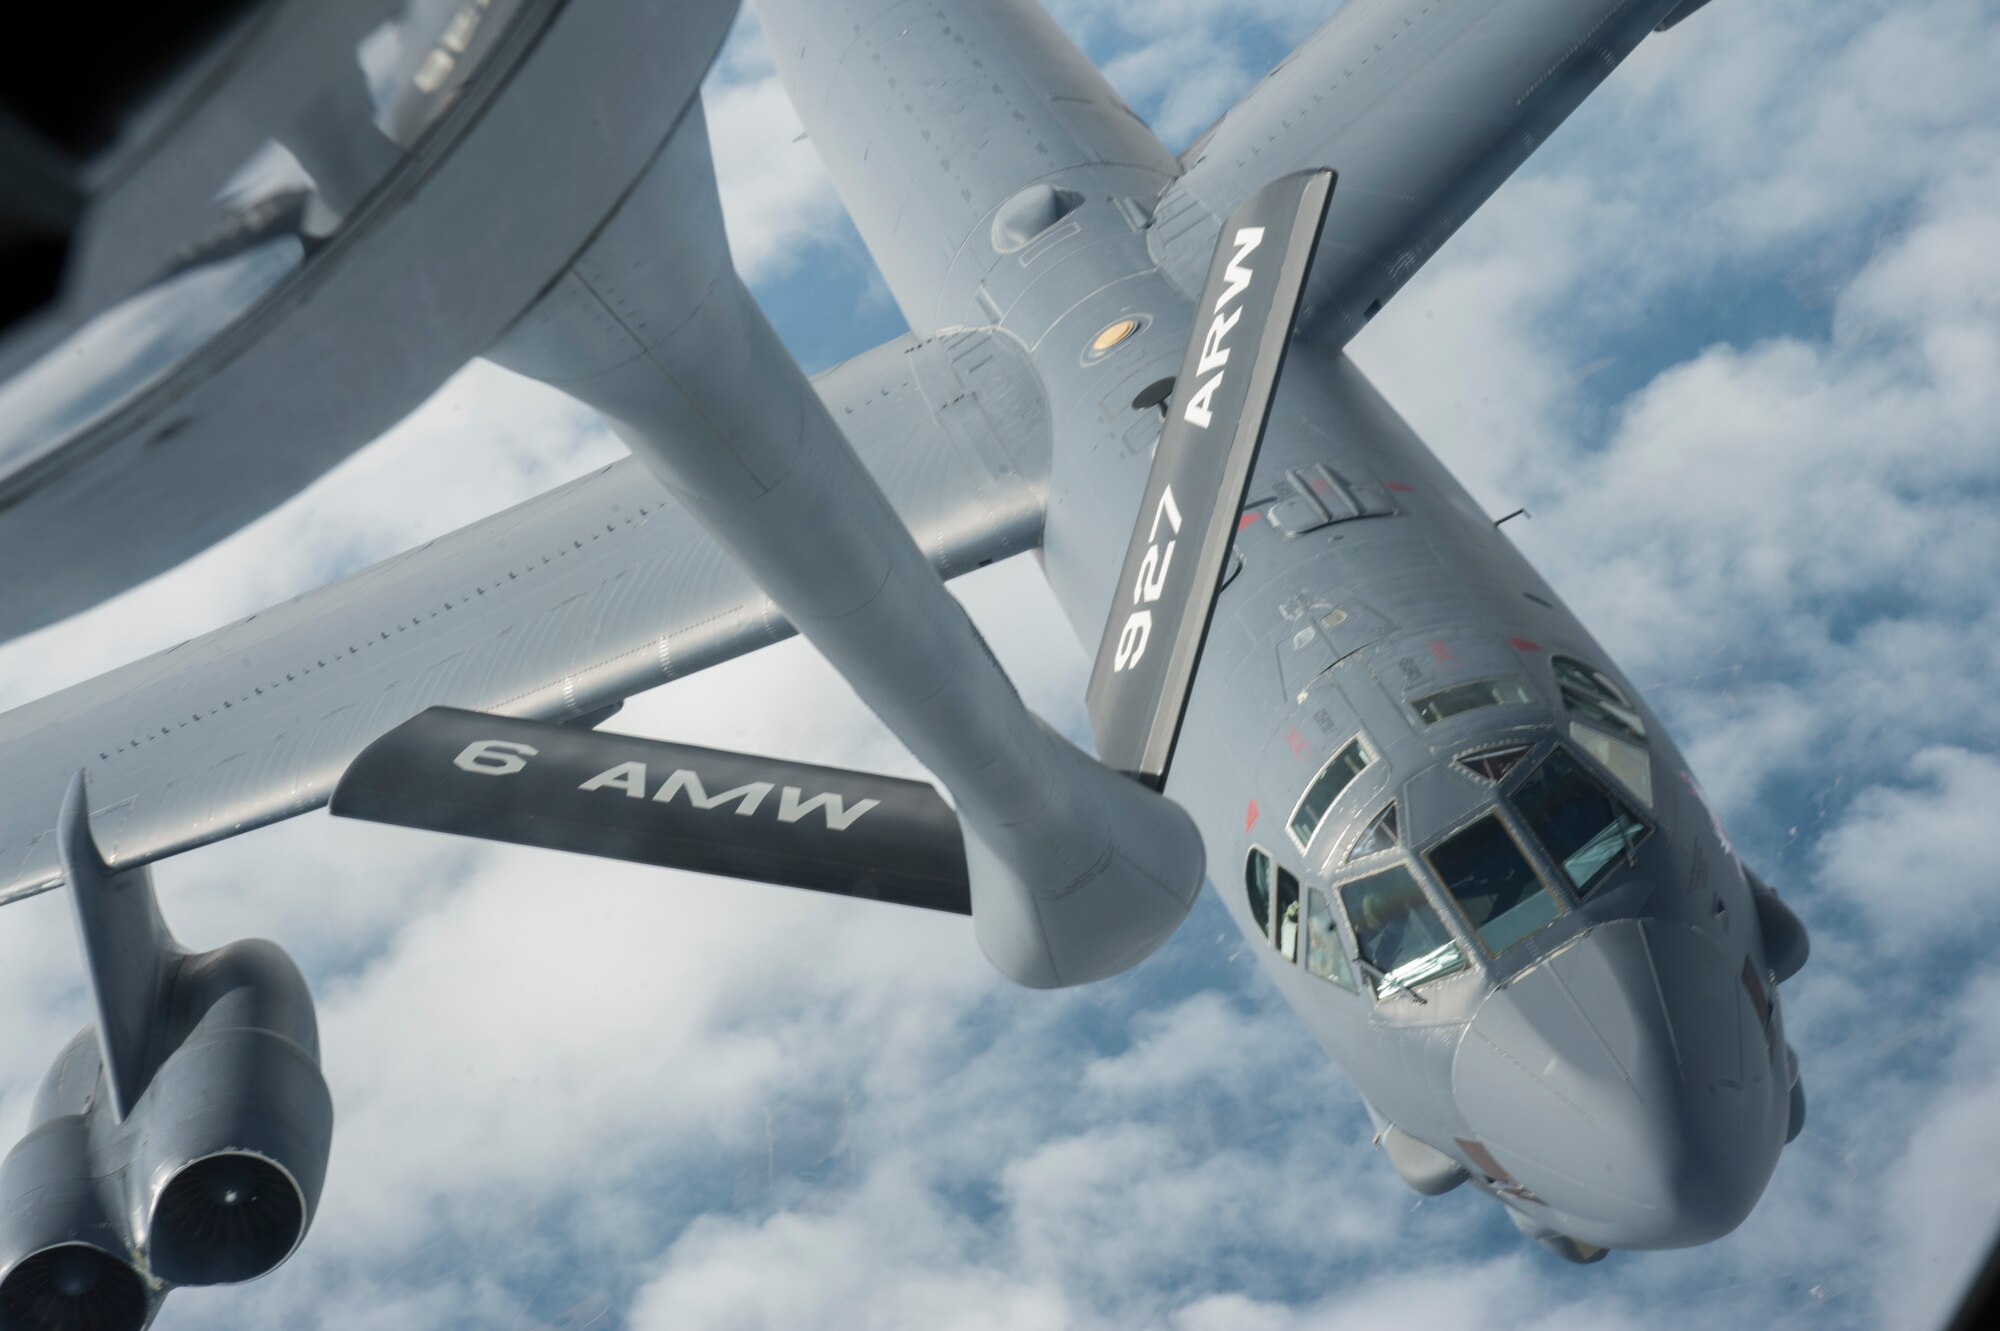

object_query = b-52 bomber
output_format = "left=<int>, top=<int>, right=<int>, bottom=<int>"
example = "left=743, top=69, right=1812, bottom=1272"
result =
left=0, top=0, right=1812, bottom=1323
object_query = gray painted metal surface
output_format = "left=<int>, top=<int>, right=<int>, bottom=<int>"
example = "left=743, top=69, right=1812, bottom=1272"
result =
left=0, top=782, right=331, bottom=1326
left=0, top=0, right=1806, bottom=1266
left=333, top=708, right=972, bottom=913
left=1153, top=0, right=1679, bottom=347
left=0, top=326, right=1049, bottom=905
left=490, top=101, right=1203, bottom=989
left=0, top=0, right=735, bottom=642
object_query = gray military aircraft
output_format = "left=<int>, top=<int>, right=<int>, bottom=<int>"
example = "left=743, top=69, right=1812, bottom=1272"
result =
left=0, top=0, right=1816, bottom=1324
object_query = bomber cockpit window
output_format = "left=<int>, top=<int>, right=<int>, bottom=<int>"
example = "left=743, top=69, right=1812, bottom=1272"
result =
left=1552, top=657, right=1646, bottom=743
left=1510, top=748, right=1649, bottom=896
left=1276, top=866, right=1301, bottom=962
left=1427, top=815, right=1564, bottom=955
left=1245, top=848, right=1301, bottom=962
left=1340, top=865, right=1466, bottom=994
left=1289, top=737, right=1371, bottom=850
left=1411, top=677, right=1533, bottom=725
left=1552, top=657, right=1653, bottom=806
left=1245, top=850, right=1274, bottom=937
left=1346, top=802, right=1398, bottom=863
left=1305, top=888, right=1357, bottom=990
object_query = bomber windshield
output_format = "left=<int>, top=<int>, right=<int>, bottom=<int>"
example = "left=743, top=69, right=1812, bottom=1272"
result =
left=1289, top=738, right=1371, bottom=850
left=1511, top=749, right=1648, bottom=895
left=1428, top=815, right=1563, bottom=954
left=1340, top=865, right=1465, bottom=990
left=1552, top=657, right=1646, bottom=743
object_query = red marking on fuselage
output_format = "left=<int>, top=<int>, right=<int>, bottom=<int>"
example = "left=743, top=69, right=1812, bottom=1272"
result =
left=1386, top=481, right=1416, bottom=493
left=1427, top=641, right=1458, bottom=667
left=1285, top=727, right=1309, bottom=758
left=1309, top=475, right=1331, bottom=495
left=1245, top=800, right=1260, bottom=832
left=1237, top=511, right=1261, bottom=533
left=1508, top=637, right=1542, bottom=653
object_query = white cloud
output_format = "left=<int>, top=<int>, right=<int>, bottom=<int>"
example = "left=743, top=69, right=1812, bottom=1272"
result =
left=1811, top=746, right=2000, bottom=948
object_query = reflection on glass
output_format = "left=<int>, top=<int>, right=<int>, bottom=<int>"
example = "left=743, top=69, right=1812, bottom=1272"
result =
left=1340, top=865, right=1466, bottom=990
left=1305, top=888, right=1357, bottom=990
left=1552, top=656, right=1647, bottom=743
left=1570, top=722, right=1653, bottom=807
left=1457, top=743, right=1532, bottom=783
left=0, top=240, right=303, bottom=477
left=1428, top=815, right=1563, bottom=954
left=1276, top=868, right=1300, bottom=963
left=1512, top=748, right=1649, bottom=894
left=1244, top=850, right=1273, bottom=937
left=1347, top=802, right=1398, bottom=862
left=1411, top=677, right=1533, bottom=725
left=1289, top=737, right=1370, bottom=850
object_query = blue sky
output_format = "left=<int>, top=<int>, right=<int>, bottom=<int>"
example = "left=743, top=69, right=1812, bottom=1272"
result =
left=0, top=1, right=1997, bottom=1328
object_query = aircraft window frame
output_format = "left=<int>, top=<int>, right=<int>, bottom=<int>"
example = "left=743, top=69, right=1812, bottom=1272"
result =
left=1424, top=811, right=1568, bottom=957
left=1568, top=721, right=1654, bottom=808
left=1551, top=656, right=1647, bottom=745
left=1408, top=676, right=1535, bottom=726
left=1276, top=865, right=1301, bottom=962
left=1337, top=862, right=1469, bottom=998
left=1508, top=747, right=1651, bottom=897
left=1305, top=886, right=1358, bottom=991
left=1244, top=848, right=1275, bottom=939
left=1345, top=801, right=1399, bottom=864
left=1245, top=846, right=1302, bottom=961
left=1288, top=735, right=1374, bottom=852
left=1455, top=741, right=1535, bottom=785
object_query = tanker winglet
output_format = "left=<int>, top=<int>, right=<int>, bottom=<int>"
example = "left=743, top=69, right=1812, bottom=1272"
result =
left=1085, top=169, right=1335, bottom=787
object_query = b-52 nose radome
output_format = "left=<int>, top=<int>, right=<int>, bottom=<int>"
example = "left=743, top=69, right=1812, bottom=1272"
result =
left=1452, top=920, right=1789, bottom=1252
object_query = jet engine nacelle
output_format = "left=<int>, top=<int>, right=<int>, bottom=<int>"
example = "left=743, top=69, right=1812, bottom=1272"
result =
left=133, top=939, right=331, bottom=1289
left=0, top=1102, right=150, bottom=1331
left=0, top=777, right=332, bottom=1330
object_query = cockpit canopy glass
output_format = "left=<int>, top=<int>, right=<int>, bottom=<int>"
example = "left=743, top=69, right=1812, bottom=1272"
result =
left=1245, top=851, right=1274, bottom=936
left=1410, top=677, right=1533, bottom=725
left=1427, top=814, right=1564, bottom=955
left=1552, top=657, right=1646, bottom=744
left=1511, top=748, right=1649, bottom=895
left=1245, top=849, right=1301, bottom=961
left=1289, top=738, right=1371, bottom=850
left=1276, top=866, right=1301, bottom=962
left=1346, top=802, right=1399, bottom=862
left=1305, top=888, right=1357, bottom=990
left=1457, top=743, right=1531, bottom=783
left=1340, top=865, right=1466, bottom=991
left=1569, top=722, right=1653, bottom=807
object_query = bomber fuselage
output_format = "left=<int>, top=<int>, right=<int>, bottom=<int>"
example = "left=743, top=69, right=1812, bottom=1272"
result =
left=973, top=179, right=1794, bottom=1255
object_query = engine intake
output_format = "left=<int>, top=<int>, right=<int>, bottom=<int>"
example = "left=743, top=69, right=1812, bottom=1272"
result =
left=151, top=1153, right=305, bottom=1288
left=0, top=1245, right=149, bottom=1331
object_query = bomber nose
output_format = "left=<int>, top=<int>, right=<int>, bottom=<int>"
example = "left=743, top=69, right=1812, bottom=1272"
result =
left=1451, top=920, right=1788, bottom=1250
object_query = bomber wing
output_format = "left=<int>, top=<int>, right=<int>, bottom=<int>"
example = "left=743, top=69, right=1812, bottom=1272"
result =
left=0, top=328, right=1049, bottom=905
left=1151, top=0, right=1688, bottom=345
